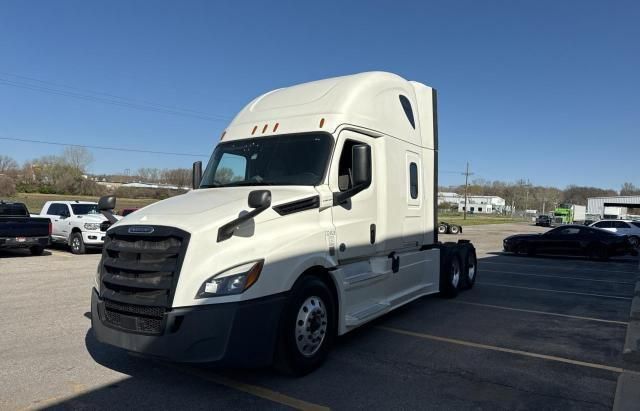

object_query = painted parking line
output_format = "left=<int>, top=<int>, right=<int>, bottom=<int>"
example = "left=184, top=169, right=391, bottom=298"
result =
left=482, top=261, right=639, bottom=275
left=482, top=268, right=636, bottom=285
left=378, top=326, right=625, bottom=374
left=477, top=282, right=633, bottom=300
left=451, top=300, right=629, bottom=326
left=168, top=364, right=329, bottom=411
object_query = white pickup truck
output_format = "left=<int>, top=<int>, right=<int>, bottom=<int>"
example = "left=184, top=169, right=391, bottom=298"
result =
left=91, top=72, right=477, bottom=375
left=41, top=201, right=112, bottom=254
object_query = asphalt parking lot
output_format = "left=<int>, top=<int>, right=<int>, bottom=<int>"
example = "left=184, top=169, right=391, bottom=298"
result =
left=1, top=223, right=638, bottom=410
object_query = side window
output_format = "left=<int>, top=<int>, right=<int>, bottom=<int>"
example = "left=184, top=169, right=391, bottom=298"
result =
left=614, top=221, right=630, bottom=229
left=215, top=153, right=246, bottom=184
left=399, top=95, right=416, bottom=129
left=338, top=140, right=370, bottom=192
left=560, top=227, right=581, bottom=235
left=48, top=204, right=63, bottom=216
left=409, top=162, right=418, bottom=199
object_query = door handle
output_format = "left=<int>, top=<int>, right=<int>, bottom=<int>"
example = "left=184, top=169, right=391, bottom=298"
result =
left=370, top=224, right=376, bottom=244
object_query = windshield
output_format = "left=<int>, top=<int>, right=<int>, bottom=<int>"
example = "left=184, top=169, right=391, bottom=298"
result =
left=71, top=204, right=100, bottom=215
left=200, top=133, right=333, bottom=188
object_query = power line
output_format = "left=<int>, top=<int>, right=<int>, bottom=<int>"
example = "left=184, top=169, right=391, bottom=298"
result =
left=0, top=136, right=209, bottom=158
left=0, top=71, right=230, bottom=118
left=0, top=75, right=232, bottom=122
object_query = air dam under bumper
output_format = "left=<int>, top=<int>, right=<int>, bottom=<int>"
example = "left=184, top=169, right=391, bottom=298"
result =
left=91, top=289, right=287, bottom=366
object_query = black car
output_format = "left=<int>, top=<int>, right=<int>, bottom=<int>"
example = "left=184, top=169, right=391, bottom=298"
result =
left=503, top=225, right=636, bottom=260
left=535, top=215, right=551, bottom=227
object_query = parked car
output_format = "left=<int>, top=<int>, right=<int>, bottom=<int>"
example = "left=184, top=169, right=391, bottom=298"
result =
left=0, top=201, right=51, bottom=255
left=503, top=225, right=636, bottom=260
left=589, top=220, right=640, bottom=248
left=535, top=215, right=551, bottom=227
left=438, top=221, right=462, bottom=234
left=40, top=200, right=116, bottom=254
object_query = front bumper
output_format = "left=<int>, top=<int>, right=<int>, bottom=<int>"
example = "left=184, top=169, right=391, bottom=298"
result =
left=83, top=231, right=106, bottom=246
left=91, top=288, right=287, bottom=365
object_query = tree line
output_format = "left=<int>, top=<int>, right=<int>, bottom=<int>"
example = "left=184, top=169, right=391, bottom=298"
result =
left=0, top=150, right=189, bottom=199
left=439, top=178, right=640, bottom=214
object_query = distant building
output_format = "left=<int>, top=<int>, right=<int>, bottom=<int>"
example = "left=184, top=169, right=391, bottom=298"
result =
left=437, top=192, right=506, bottom=214
left=458, top=195, right=506, bottom=214
left=587, top=196, right=640, bottom=219
left=437, top=192, right=462, bottom=205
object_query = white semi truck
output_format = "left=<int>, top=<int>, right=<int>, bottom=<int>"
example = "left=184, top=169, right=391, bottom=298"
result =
left=91, top=72, right=477, bottom=375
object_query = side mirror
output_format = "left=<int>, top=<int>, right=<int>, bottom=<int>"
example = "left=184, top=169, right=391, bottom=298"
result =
left=352, top=144, right=372, bottom=187
left=98, top=195, right=118, bottom=224
left=248, top=190, right=272, bottom=209
left=98, top=196, right=116, bottom=211
left=217, top=190, right=272, bottom=242
left=192, top=161, right=202, bottom=189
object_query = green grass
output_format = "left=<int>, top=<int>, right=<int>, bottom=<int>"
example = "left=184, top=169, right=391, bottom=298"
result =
left=7, top=193, right=159, bottom=214
left=438, top=213, right=528, bottom=226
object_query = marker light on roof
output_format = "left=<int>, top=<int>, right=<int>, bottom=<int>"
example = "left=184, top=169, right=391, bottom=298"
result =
left=251, top=125, right=257, bottom=135
left=262, top=124, right=268, bottom=133
left=273, top=123, right=279, bottom=132
left=319, top=118, right=325, bottom=128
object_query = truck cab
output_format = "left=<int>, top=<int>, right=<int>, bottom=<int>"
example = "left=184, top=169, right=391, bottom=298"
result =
left=91, top=72, right=476, bottom=375
left=41, top=201, right=112, bottom=254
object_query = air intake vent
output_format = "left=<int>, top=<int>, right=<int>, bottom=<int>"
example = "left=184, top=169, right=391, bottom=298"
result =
left=273, top=196, right=320, bottom=216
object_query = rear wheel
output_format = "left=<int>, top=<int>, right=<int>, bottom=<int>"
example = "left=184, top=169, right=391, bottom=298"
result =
left=275, top=276, right=335, bottom=376
left=461, top=249, right=477, bottom=290
left=30, top=246, right=44, bottom=256
left=440, top=254, right=461, bottom=298
left=70, top=232, right=86, bottom=255
left=438, top=224, right=448, bottom=234
left=449, top=225, right=461, bottom=235
left=629, top=236, right=639, bottom=249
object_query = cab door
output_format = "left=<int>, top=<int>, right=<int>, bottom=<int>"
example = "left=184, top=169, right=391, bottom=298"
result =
left=329, top=131, right=378, bottom=262
left=46, top=203, right=71, bottom=241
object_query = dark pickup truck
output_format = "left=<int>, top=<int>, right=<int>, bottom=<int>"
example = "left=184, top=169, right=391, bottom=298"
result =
left=0, top=201, right=51, bottom=255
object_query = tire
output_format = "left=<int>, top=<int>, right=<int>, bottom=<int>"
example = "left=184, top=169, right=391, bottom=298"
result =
left=461, top=249, right=477, bottom=290
left=30, top=246, right=44, bottom=256
left=274, top=276, right=335, bottom=376
left=438, top=224, right=448, bottom=234
left=449, top=225, right=461, bottom=235
left=440, top=253, right=461, bottom=298
left=629, top=236, right=640, bottom=249
left=70, top=232, right=86, bottom=255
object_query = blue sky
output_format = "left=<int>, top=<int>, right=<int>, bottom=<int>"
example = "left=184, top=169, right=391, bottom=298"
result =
left=0, top=0, right=638, bottom=189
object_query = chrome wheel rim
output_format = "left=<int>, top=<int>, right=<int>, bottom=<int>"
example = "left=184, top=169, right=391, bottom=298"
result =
left=295, top=296, right=327, bottom=357
left=452, top=260, right=460, bottom=288
left=468, top=256, right=476, bottom=280
left=630, top=237, right=639, bottom=248
left=72, top=237, right=80, bottom=251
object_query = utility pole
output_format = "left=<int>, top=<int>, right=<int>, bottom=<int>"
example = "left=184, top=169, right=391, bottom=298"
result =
left=462, top=162, right=474, bottom=220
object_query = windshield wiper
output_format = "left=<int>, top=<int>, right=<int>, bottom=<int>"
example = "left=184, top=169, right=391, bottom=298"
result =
left=219, top=181, right=273, bottom=187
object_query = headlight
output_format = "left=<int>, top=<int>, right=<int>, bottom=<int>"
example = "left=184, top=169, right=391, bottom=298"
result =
left=196, top=261, right=264, bottom=298
left=84, top=223, right=100, bottom=230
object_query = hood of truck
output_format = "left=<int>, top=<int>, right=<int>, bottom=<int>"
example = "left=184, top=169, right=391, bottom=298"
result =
left=113, top=186, right=320, bottom=234
left=74, top=214, right=109, bottom=223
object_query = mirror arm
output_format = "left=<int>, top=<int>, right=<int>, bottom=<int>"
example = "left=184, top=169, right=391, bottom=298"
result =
left=332, top=183, right=367, bottom=206
left=101, top=210, right=118, bottom=224
left=217, top=203, right=269, bottom=243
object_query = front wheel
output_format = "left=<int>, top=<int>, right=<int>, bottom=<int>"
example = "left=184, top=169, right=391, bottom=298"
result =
left=275, top=276, right=335, bottom=376
left=629, top=236, right=639, bottom=249
left=70, top=232, right=86, bottom=254
left=438, top=224, right=448, bottom=234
